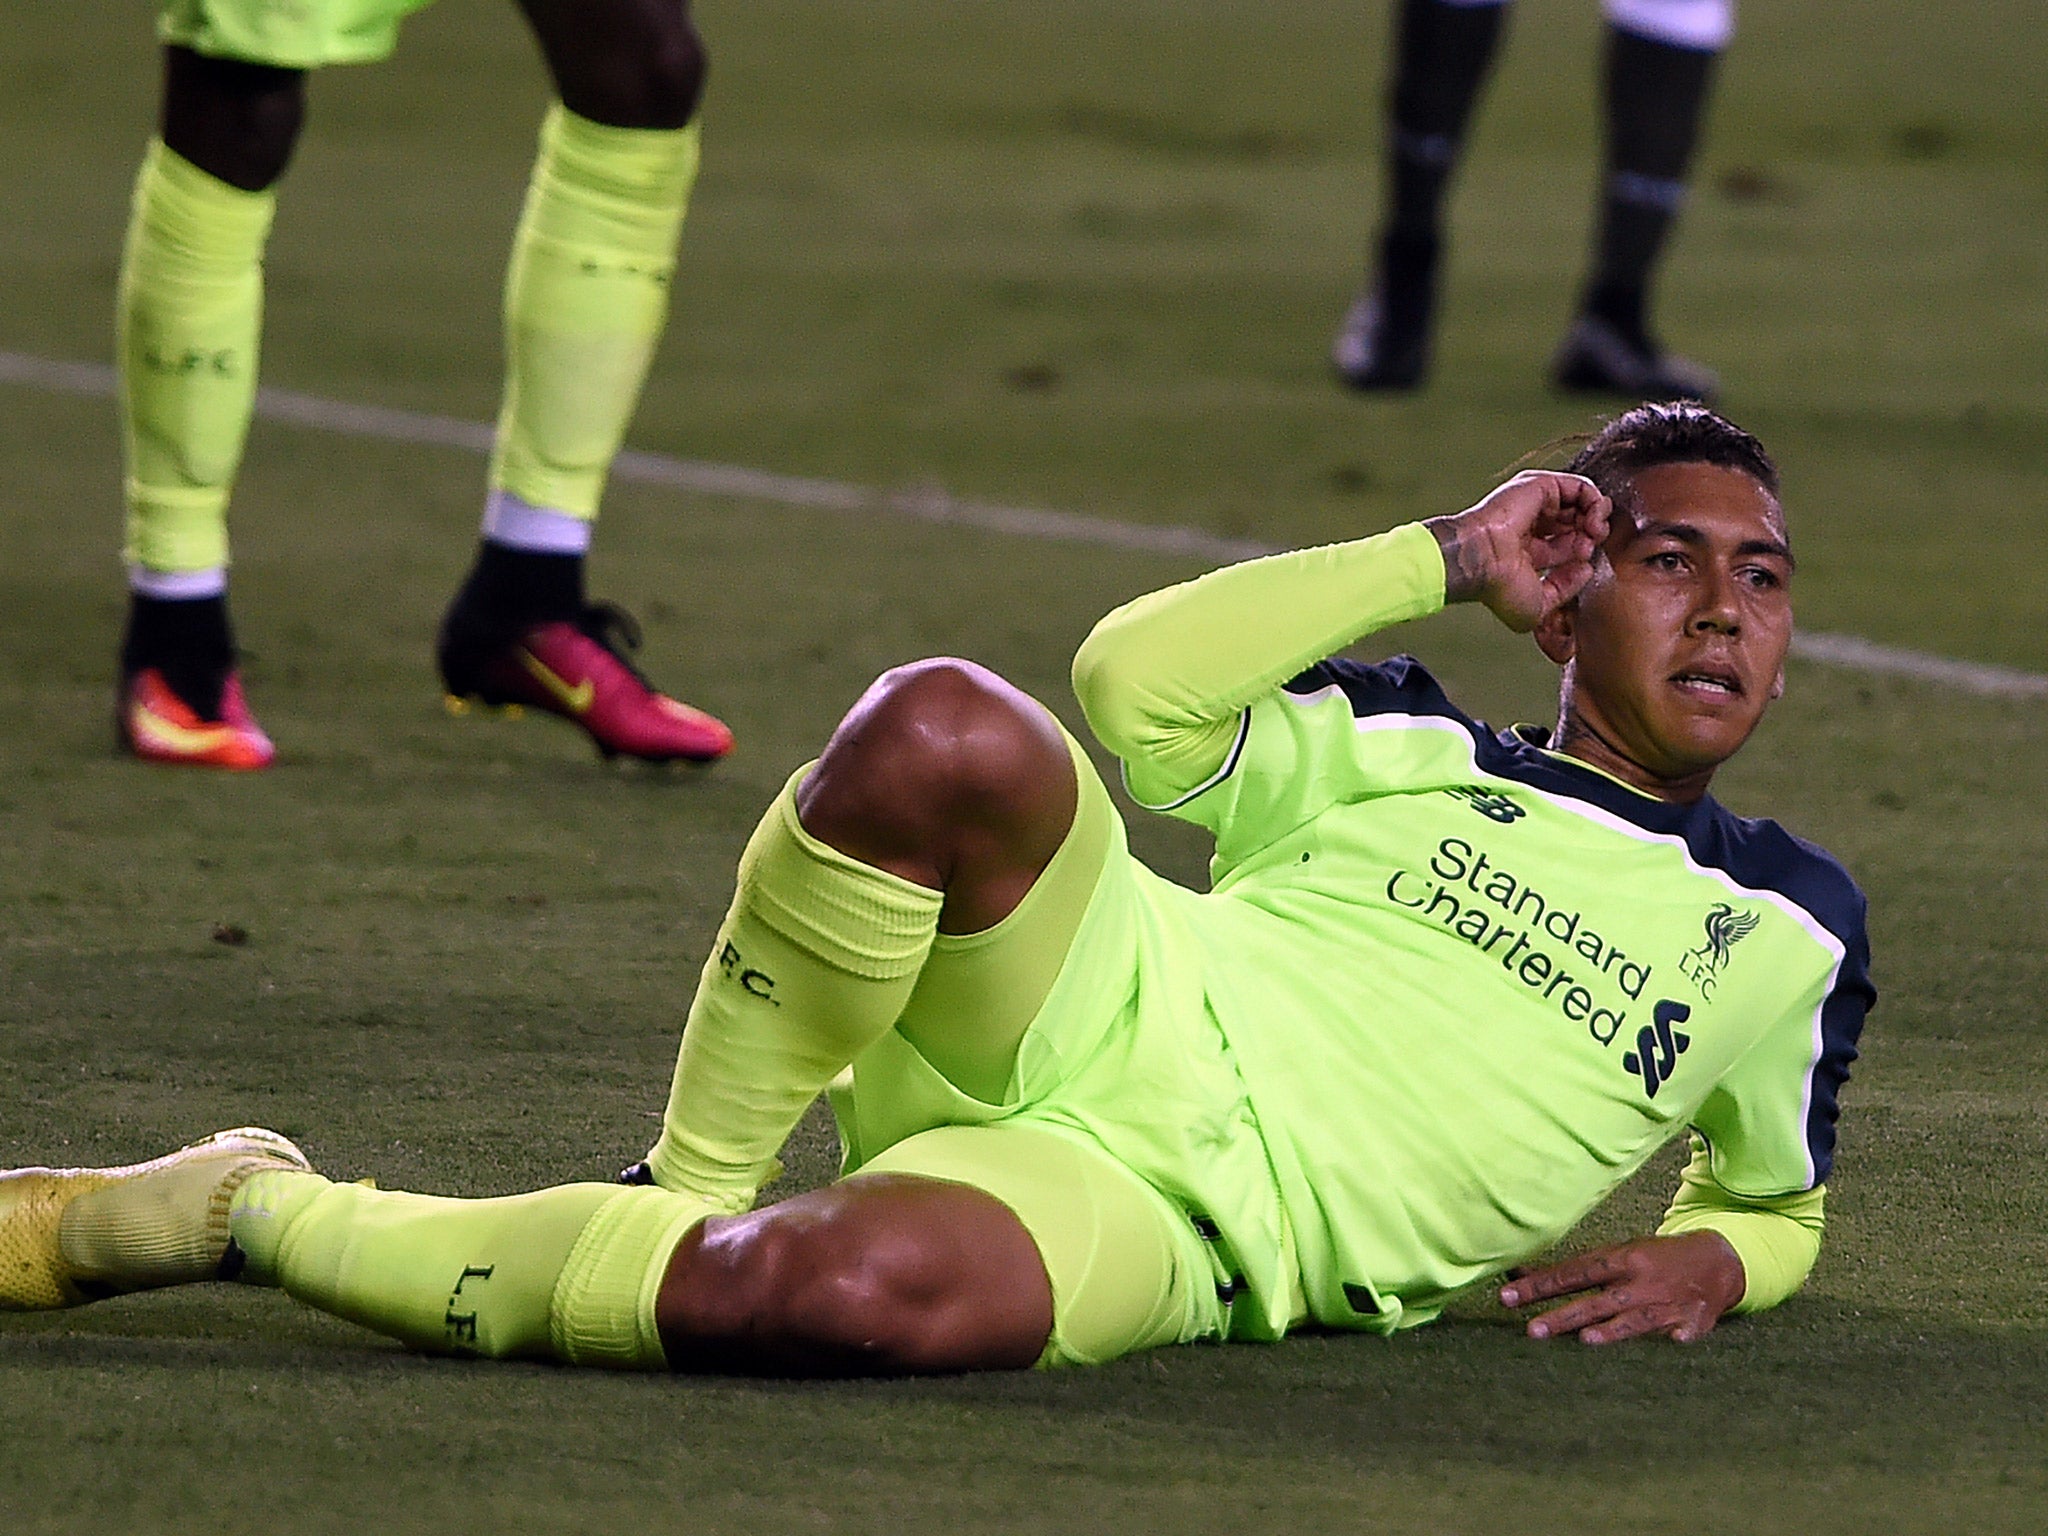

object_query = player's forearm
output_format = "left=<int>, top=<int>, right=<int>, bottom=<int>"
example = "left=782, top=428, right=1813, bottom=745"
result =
left=1658, top=1155, right=1827, bottom=1315
left=1071, top=522, right=1445, bottom=789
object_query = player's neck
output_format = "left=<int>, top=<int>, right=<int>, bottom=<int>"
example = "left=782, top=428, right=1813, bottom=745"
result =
left=1549, top=708, right=1716, bottom=804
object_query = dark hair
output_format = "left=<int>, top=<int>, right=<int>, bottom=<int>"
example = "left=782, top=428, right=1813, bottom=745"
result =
left=1562, top=401, right=1779, bottom=506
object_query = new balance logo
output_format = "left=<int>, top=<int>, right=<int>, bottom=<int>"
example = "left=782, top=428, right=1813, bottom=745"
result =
left=1621, top=1000, right=1692, bottom=1098
left=1442, top=785, right=1526, bottom=823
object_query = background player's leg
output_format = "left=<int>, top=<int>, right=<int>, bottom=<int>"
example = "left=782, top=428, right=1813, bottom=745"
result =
left=639, top=659, right=1079, bottom=1204
left=1332, top=0, right=1509, bottom=391
left=436, top=0, right=731, bottom=763
left=116, top=48, right=304, bottom=767
left=1552, top=0, right=1728, bottom=400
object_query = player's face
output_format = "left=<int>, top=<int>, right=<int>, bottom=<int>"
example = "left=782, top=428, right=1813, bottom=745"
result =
left=1559, top=462, right=1794, bottom=788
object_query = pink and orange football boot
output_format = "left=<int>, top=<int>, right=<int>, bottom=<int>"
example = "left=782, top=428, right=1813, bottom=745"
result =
left=119, top=667, right=276, bottom=771
left=438, top=603, right=733, bottom=764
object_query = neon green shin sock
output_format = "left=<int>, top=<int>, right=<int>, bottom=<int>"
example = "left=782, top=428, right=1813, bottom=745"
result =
left=489, top=105, right=701, bottom=518
left=229, top=1171, right=710, bottom=1368
left=646, top=769, right=946, bottom=1205
left=117, top=141, right=275, bottom=573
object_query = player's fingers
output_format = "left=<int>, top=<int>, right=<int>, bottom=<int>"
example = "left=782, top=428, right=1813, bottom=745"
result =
left=1667, top=1304, right=1723, bottom=1345
left=1531, top=511, right=1608, bottom=569
left=1581, top=493, right=1612, bottom=541
left=1580, top=1301, right=1701, bottom=1347
left=1538, top=476, right=1610, bottom=531
left=1574, top=1310, right=1662, bottom=1346
left=1487, top=470, right=1580, bottom=531
left=1552, top=471, right=1605, bottom=510
left=1499, top=1249, right=1627, bottom=1307
left=1538, top=559, right=1595, bottom=609
left=1524, top=1287, right=1632, bottom=1340
left=1521, top=471, right=1596, bottom=511
left=1527, top=530, right=1594, bottom=568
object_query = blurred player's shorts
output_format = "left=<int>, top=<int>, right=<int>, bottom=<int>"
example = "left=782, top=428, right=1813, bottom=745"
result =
left=160, top=0, right=439, bottom=70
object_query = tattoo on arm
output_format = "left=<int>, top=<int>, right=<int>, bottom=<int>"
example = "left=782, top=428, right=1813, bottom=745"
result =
left=1426, top=516, right=1487, bottom=604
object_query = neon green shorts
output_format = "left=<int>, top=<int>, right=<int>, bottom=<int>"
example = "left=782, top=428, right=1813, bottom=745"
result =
left=830, top=727, right=1302, bottom=1367
left=160, top=0, right=438, bottom=69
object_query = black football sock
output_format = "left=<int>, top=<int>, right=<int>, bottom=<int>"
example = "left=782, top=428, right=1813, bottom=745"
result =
left=121, top=593, right=235, bottom=720
left=1375, top=228, right=1444, bottom=345
left=1370, top=0, right=1509, bottom=336
left=1582, top=23, right=1720, bottom=347
left=444, top=540, right=586, bottom=644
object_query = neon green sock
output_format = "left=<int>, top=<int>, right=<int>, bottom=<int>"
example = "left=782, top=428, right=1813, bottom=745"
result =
left=229, top=1170, right=710, bottom=1368
left=117, top=140, right=275, bottom=573
left=645, top=768, right=946, bottom=1206
left=489, top=104, right=700, bottom=518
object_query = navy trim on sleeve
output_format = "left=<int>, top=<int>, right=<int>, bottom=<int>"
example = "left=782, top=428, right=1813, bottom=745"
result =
left=1801, top=890, right=1872, bottom=1183
left=1127, top=708, right=1253, bottom=813
left=1289, top=654, right=1875, bottom=1181
left=1283, top=654, right=1473, bottom=724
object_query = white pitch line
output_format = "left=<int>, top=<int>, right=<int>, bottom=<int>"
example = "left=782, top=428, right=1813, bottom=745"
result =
left=5, top=348, right=2043, bottom=699
left=1786, top=631, right=2047, bottom=699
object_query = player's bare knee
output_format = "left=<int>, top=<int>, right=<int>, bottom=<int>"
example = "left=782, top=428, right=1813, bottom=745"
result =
left=160, top=47, right=307, bottom=192
left=660, top=1208, right=810, bottom=1346
left=664, top=1204, right=950, bottom=1371
left=534, top=0, right=707, bottom=129
left=816, top=658, right=1066, bottom=821
left=758, top=1198, right=1013, bottom=1370
left=651, top=12, right=709, bottom=121
left=619, top=12, right=706, bottom=126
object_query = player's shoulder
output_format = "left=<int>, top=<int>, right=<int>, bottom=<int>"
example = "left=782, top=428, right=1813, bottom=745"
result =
left=1280, top=653, right=1479, bottom=729
left=1694, top=804, right=1870, bottom=947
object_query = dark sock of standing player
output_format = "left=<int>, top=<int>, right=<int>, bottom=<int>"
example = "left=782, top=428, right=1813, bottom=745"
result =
left=121, top=592, right=237, bottom=720
left=1370, top=0, right=1510, bottom=367
left=1580, top=23, right=1719, bottom=349
left=441, top=541, right=587, bottom=651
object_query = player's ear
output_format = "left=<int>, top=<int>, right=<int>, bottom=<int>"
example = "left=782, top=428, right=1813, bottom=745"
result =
left=1534, top=602, right=1577, bottom=666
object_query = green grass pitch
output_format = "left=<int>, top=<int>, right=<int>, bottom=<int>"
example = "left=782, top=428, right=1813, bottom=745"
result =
left=2, top=2, right=2045, bottom=1530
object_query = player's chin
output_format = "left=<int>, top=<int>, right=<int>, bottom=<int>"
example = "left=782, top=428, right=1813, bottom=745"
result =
left=1656, top=702, right=1767, bottom=768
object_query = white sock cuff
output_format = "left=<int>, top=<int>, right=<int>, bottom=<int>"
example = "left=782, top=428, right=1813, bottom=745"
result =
left=128, top=564, right=228, bottom=600
left=482, top=489, right=595, bottom=555
left=1604, top=0, right=1733, bottom=51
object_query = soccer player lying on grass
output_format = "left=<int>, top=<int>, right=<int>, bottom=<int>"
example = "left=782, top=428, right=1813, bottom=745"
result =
left=3, top=402, right=1871, bottom=1372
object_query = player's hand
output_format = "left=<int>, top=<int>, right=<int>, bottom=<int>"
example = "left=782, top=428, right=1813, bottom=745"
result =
left=1496, top=1232, right=1745, bottom=1345
left=1426, top=470, right=1612, bottom=632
